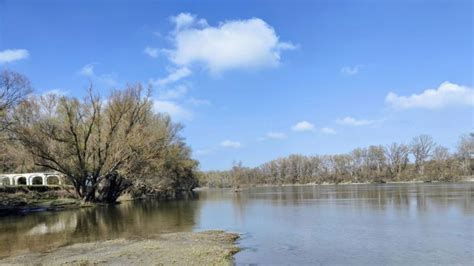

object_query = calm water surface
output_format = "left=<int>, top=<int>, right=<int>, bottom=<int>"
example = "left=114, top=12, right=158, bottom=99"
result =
left=0, top=183, right=473, bottom=265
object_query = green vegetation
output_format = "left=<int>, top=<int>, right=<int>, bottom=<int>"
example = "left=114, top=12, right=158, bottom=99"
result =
left=0, top=69, right=199, bottom=203
left=200, top=134, right=474, bottom=188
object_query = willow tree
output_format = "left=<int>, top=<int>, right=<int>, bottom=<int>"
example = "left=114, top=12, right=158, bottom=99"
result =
left=11, top=84, right=189, bottom=203
left=0, top=70, right=35, bottom=174
left=0, top=70, right=32, bottom=133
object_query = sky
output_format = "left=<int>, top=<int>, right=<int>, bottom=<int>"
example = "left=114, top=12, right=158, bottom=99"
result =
left=1, top=0, right=473, bottom=170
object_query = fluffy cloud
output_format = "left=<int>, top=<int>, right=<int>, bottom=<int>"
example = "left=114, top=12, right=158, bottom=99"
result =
left=79, top=64, right=95, bottom=76
left=170, top=13, right=208, bottom=32
left=150, top=67, right=192, bottom=86
left=292, top=121, right=315, bottom=132
left=153, top=100, right=192, bottom=120
left=266, top=132, right=287, bottom=140
left=144, top=46, right=159, bottom=58
left=320, top=127, right=336, bottom=134
left=220, top=140, right=241, bottom=148
left=336, top=117, right=379, bottom=126
left=0, top=49, right=29, bottom=63
left=167, top=13, right=296, bottom=74
left=385, top=81, right=473, bottom=109
left=341, top=65, right=362, bottom=76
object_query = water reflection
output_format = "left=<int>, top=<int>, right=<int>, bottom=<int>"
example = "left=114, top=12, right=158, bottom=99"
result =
left=0, top=183, right=472, bottom=264
left=0, top=196, right=200, bottom=258
left=222, top=183, right=473, bottom=215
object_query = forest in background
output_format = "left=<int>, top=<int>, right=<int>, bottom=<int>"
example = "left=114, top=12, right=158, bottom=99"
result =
left=2, top=69, right=473, bottom=203
left=200, top=134, right=474, bottom=188
left=0, top=69, right=199, bottom=203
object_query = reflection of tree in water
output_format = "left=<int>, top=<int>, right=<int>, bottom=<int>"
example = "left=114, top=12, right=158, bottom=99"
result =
left=72, top=195, right=200, bottom=241
left=0, top=193, right=200, bottom=258
left=229, top=183, right=473, bottom=215
left=0, top=184, right=472, bottom=258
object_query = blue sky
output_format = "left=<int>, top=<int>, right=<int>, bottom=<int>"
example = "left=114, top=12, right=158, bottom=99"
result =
left=1, top=0, right=473, bottom=170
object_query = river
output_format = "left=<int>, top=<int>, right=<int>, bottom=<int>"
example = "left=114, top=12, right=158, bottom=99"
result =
left=0, top=182, right=472, bottom=265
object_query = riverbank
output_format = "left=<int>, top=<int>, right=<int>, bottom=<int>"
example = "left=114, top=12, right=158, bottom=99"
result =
left=0, top=186, right=80, bottom=216
left=0, top=185, right=198, bottom=216
left=0, top=230, right=240, bottom=265
left=197, top=177, right=474, bottom=190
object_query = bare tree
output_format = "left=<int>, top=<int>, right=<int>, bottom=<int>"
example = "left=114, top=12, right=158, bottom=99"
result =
left=366, top=145, right=387, bottom=178
left=231, top=161, right=245, bottom=189
left=410, top=135, right=436, bottom=176
left=430, top=145, right=451, bottom=180
left=199, top=133, right=469, bottom=187
left=456, top=133, right=474, bottom=175
left=11, top=84, right=191, bottom=202
left=385, top=143, right=410, bottom=178
left=0, top=70, right=32, bottom=133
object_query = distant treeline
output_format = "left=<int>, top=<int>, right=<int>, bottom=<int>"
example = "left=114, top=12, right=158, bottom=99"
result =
left=199, top=134, right=474, bottom=188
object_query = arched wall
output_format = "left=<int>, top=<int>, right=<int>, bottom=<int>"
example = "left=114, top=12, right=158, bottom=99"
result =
left=46, top=175, right=60, bottom=185
left=0, top=173, right=65, bottom=186
left=31, top=176, right=45, bottom=185
left=16, top=176, right=27, bottom=185
left=0, top=176, right=10, bottom=186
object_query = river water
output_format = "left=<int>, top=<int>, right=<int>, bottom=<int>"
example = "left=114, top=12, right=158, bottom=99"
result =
left=0, top=183, right=473, bottom=265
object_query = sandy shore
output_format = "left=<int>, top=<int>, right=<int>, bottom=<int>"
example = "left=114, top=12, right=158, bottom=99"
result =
left=0, top=230, right=240, bottom=265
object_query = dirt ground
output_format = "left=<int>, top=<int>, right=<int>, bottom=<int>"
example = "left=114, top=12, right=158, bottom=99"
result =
left=0, top=230, right=240, bottom=265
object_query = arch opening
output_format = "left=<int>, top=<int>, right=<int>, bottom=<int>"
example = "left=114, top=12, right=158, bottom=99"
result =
left=0, top=177, right=10, bottom=186
left=17, top=177, right=27, bottom=185
left=47, top=175, right=60, bottom=185
left=31, top=176, right=44, bottom=185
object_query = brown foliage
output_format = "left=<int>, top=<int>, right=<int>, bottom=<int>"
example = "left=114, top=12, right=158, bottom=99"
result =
left=10, top=83, right=198, bottom=202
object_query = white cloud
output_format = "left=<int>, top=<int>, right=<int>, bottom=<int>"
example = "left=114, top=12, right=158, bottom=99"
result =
left=158, top=84, right=188, bottom=100
left=336, top=116, right=380, bottom=126
left=220, top=140, right=241, bottom=148
left=266, top=132, right=287, bottom=139
left=150, top=67, right=192, bottom=86
left=168, top=13, right=296, bottom=74
left=385, top=81, right=474, bottom=110
left=144, top=46, right=159, bottom=58
left=170, top=13, right=208, bottom=32
left=0, top=49, right=29, bottom=63
left=153, top=100, right=192, bottom=120
left=320, top=127, right=336, bottom=134
left=341, top=65, right=362, bottom=76
left=292, top=121, right=315, bottom=132
left=187, top=97, right=211, bottom=107
left=79, top=64, right=95, bottom=76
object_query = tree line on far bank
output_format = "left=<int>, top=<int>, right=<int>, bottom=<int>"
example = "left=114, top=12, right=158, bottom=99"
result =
left=200, top=134, right=474, bottom=188
left=0, top=69, right=199, bottom=203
